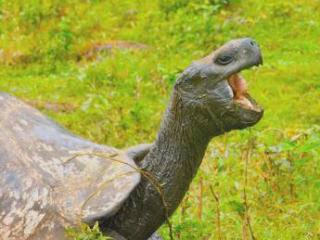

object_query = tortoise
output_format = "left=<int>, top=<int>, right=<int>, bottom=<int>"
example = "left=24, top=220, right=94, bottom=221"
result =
left=0, top=38, right=263, bottom=240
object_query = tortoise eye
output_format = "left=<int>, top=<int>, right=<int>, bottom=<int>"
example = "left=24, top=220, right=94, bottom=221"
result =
left=215, top=55, right=233, bottom=65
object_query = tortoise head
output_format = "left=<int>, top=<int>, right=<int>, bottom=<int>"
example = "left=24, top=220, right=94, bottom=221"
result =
left=175, top=38, right=263, bottom=134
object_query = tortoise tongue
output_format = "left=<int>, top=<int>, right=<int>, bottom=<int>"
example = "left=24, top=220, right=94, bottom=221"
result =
left=228, top=73, right=247, bottom=98
left=228, top=73, right=254, bottom=110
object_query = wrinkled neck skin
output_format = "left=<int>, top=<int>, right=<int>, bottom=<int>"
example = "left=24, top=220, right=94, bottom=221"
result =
left=106, top=89, right=223, bottom=240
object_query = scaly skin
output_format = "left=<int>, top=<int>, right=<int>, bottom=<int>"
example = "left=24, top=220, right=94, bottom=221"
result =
left=107, top=38, right=264, bottom=239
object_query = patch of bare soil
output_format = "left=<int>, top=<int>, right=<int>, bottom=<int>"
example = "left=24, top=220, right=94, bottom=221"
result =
left=25, top=99, right=77, bottom=113
left=80, top=40, right=149, bottom=61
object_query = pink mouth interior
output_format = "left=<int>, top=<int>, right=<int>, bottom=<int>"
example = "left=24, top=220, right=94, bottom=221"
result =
left=228, top=74, right=255, bottom=110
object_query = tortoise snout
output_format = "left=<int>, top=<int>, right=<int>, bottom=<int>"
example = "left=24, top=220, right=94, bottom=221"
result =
left=241, top=38, right=263, bottom=66
left=242, top=37, right=259, bottom=48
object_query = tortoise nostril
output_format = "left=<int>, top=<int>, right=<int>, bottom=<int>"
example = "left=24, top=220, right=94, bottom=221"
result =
left=249, top=40, right=256, bottom=46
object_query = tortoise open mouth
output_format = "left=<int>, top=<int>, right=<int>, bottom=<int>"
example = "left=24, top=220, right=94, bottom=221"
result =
left=227, top=71, right=262, bottom=112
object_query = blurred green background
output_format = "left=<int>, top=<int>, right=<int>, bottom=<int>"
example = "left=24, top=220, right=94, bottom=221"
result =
left=0, top=0, right=319, bottom=239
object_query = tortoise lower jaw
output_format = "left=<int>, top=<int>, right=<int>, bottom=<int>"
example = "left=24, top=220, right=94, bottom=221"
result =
left=234, top=93, right=263, bottom=113
left=225, top=96, right=264, bottom=130
left=237, top=93, right=263, bottom=114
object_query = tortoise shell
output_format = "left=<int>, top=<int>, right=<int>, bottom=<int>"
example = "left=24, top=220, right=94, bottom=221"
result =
left=0, top=93, right=140, bottom=239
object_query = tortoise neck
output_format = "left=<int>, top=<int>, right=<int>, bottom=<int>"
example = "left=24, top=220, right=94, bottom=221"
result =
left=146, top=90, right=211, bottom=174
left=108, top=90, right=220, bottom=239
left=141, top=90, right=214, bottom=211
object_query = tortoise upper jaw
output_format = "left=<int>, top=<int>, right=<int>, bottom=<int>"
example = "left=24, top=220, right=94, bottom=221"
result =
left=257, top=54, right=263, bottom=66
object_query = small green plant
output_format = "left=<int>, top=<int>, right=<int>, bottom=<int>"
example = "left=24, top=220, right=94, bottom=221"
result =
left=47, top=17, right=74, bottom=61
left=66, top=223, right=112, bottom=240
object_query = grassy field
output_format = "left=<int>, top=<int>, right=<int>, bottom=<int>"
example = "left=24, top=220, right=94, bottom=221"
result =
left=1, top=0, right=320, bottom=239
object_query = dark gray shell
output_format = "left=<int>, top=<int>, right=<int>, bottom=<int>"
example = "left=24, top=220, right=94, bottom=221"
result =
left=0, top=93, right=140, bottom=239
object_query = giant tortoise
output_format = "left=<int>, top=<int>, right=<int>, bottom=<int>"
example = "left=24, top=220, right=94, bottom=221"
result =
left=0, top=38, right=263, bottom=240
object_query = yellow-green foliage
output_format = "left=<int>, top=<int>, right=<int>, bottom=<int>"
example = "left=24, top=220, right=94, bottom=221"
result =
left=0, top=0, right=319, bottom=239
left=66, top=223, right=112, bottom=240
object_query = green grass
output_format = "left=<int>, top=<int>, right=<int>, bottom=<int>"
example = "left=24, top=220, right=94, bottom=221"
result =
left=1, top=0, right=319, bottom=239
